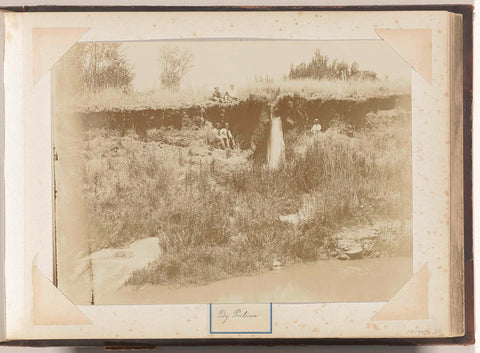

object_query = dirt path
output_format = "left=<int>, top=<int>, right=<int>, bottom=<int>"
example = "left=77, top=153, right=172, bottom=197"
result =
left=72, top=237, right=161, bottom=304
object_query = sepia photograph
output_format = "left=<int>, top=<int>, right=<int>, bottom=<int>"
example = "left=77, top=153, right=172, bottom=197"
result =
left=52, top=39, right=413, bottom=305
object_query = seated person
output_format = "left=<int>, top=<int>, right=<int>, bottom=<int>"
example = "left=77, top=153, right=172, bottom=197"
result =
left=213, top=122, right=226, bottom=148
left=223, top=92, right=232, bottom=102
left=223, top=92, right=238, bottom=103
left=220, top=122, right=235, bottom=148
left=210, top=87, right=223, bottom=102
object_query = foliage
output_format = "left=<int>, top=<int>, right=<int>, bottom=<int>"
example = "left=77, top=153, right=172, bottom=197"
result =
left=288, top=49, right=378, bottom=81
left=157, top=46, right=194, bottom=91
left=56, top=43, right=134, bottom=94
left=73, top=78, right=410, bottom=112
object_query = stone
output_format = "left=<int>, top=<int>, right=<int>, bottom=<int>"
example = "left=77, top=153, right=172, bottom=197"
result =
left=272, top=260, right=282, bottom=270
left=346, top=247, right=364, bottom=260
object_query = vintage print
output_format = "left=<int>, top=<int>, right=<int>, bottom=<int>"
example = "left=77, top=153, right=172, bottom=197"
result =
left=53, top=40, right=413, bottom=305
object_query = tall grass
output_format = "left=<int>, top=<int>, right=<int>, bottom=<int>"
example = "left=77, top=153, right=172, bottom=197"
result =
left=72, top=78, right=410, bottom=112
left=73, top=87, right=211, bottom=112
left=80, top=108, right=412, bottom=286
left=235, top=77, right=410, bottom=102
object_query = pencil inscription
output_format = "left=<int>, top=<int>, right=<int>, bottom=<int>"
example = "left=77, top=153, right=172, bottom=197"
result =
left=217, top=309, right=260, bottom=324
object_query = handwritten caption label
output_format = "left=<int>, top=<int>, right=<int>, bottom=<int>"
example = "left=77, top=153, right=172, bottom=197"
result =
left=210, top=304, right=272, bottom=334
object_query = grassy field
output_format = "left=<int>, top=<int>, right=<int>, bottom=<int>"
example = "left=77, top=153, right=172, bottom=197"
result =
left=73, top=78, right=410, bottom=112
left=79, top=107, right=412, bottom=287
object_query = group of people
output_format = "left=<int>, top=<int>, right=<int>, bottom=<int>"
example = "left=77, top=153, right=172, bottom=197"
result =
left=210, top=87, right=238, bottom=104
left=209, top=118, right=321, bottom=150
left=212, top=122, right=236, bottom=149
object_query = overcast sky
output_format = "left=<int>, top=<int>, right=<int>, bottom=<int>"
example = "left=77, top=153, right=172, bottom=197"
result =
left=121, top=40, right=411, bottom=92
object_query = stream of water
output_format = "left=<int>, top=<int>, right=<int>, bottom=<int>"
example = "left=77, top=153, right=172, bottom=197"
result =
left=266, top=115, right=285, bottom=169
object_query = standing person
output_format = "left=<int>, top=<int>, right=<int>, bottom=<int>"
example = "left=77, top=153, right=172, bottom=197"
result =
left=198, top=106, right=206, bottom=127
left=311, top=119, right=322, bottom=134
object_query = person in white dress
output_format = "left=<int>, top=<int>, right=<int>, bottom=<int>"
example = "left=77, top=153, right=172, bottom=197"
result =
left=311, top=119, right=322, bottom=134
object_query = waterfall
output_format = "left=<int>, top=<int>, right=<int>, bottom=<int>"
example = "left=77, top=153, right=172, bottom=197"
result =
left=266, top=115, right=285, bottom=170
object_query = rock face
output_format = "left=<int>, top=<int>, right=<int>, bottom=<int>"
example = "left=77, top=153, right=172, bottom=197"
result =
left=76, top=94, right=411, bottom=152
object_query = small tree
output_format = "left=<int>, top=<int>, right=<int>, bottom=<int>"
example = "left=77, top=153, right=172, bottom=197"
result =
left=157, top=47, right=194, bottom=91
left=79, top=43, right=133, bottom=92
left=362, top=70, right=378, bottom=80
left=310, top=49, right=328, bottom=79
left=56, top=42, right=134, bottom=94
left=287, top=49, right=379, bottom=81
left=350, top=61, right=360, bottom=78
left=336, top=61, right=349, bottom=81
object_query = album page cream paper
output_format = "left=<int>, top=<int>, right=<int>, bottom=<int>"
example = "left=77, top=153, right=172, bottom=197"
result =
left=3, top=10, right=461, bottom=340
